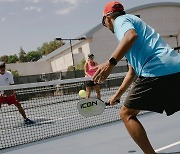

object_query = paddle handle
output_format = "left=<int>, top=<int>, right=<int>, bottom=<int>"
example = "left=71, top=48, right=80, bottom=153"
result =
left=105, top=99, right=120, bottom=106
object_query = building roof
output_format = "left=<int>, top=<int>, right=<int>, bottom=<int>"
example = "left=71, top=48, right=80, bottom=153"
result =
left=39, top=2, right=180, bottom=62
left=38, top=39, right=83, bottom=61
left=38, top=24, right=103, bottom=61
left=127, top=2, right=180, bottom=13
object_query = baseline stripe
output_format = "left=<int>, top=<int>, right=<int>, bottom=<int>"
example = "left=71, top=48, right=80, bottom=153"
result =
left=155, top=141, right=180, bottom=152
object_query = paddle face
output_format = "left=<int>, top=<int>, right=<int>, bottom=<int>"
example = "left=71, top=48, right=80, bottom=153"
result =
left=77, top=98, right=106, bottom=117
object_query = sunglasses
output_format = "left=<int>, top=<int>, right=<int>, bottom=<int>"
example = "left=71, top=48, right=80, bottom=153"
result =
left=102, top=12, right=113, bottom=27
left=102, top=16, right=106, bottom=27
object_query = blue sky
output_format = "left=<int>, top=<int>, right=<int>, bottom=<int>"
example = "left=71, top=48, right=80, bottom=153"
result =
left=0, top=0, right=179, bottom=56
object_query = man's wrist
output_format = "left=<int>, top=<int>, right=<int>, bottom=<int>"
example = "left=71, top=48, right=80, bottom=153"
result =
left=109, top=57, right=117, bottom=66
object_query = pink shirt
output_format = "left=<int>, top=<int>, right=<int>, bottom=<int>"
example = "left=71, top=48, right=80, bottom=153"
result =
left=85, top=61, right=98, bottom=77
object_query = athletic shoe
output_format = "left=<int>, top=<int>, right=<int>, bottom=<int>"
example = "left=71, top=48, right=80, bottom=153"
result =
left=24, top=118, right=35, bottom=125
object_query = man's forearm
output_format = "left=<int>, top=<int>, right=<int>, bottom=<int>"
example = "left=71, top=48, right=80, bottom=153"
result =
left=115, top=67, right=135, bottom=97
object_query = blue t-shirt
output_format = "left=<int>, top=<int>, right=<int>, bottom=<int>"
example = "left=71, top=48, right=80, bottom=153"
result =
left=114, top=14, right=180, bottom=77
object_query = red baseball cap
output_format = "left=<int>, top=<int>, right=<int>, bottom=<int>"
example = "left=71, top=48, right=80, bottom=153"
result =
left=103, top=1, right=124, bottom=16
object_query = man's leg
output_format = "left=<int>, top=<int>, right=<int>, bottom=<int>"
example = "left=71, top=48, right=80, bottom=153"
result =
left=120, top=105, right=156, bottom=154
left=14, top=102, right=35, bottom=124
left=14, top=102, right=27, bottom=119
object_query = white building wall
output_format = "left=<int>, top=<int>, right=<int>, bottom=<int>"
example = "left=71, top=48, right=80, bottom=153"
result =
left=6, top=61, right=52, bottom=76
left=50, top=52, right=73, bottom=72
left=72, top=41, right=90, bottom=64
left=89, top=27, right=119, bottom=64
left=51, top=60, right=57, bottom=72
left=50, top=41, right=90, bottom=72
left=51, top=56, right=65, bottom=72
left=130, top=5, right=180, bottom=48
left=81, top=42, right=91, bottom=61
left=64, top=52, right=74, bottom=67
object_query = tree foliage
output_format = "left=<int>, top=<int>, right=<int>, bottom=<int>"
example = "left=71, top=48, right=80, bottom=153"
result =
left=7, top=69, right=20, bottom=77
left=8, top=54, right=19, bottom=63
left=0, top=55, right=9, bottom=63
left=0, top=39, right=65, bottom=63
left=37, top=40, right=64, bottom=56
left=26, top=51, right=42, bottom=62
left=67, top=59, right=86, bottom=71
left=75, top=59, right=85, bottom=70
left=67, top=66, right=75, bottom=71
left=19, top=47, right=27, bottom=62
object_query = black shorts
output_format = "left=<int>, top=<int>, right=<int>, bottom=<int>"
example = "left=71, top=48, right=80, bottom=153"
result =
left=86, top=81, right=98, bottom=87
left=124, top=72, right=180, bottom=116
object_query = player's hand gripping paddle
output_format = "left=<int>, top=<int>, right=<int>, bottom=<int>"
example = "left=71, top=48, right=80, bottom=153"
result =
left=77, top=98, right=120, bottom=117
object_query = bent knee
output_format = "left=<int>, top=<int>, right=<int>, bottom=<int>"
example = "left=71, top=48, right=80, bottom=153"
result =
left=120, top=105, right=139, bottom=121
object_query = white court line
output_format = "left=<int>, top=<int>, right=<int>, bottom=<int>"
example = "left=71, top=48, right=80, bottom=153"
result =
left=1, top=115, right=80, bottom=131
left=32, top=115, right=80, bottom=124
left=155, top=141, right=180, bottom=152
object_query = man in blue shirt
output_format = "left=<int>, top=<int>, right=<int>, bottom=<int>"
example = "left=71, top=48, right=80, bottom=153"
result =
left=93, top=1, right=180, bottom=154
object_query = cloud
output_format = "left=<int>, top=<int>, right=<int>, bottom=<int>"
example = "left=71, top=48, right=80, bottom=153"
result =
left=1, top=17, right=5, bottom=22
left=55, top=6, right=75, bottom=15
left=26, top=0, right=40, bottom=3
left=26, top=0, right=84, bottom=5
left=9, top=12, right=16, bottom=15
left=53, top=0, right=78, bottom=5
left=53, top=0, right=87, bottom=5
left=63, top=0, right=82, bottom=5
left=0, top=0, right=19, bottom=2
left=24, top=6, right=42, bottom=12
left=54, top=0, right=88, bottom=15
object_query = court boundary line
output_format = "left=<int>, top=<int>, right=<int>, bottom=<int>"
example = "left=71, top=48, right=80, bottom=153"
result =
left=155, top=141, right=180, bottom=152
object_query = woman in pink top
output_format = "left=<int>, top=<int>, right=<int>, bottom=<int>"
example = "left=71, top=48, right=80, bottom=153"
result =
left=84, top=54, right=101, bottom=99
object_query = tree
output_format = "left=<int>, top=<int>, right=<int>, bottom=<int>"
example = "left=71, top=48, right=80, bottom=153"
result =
left=37, top=40, right=64, bottom=56
left=26, top=51, right=42, bottom=62
left=0, top=55, right=9, bottom=63
left=8, top=54, right=19, bottom=63
left=67, top=66, right=75, bottom=71
left=67, top=59, right=86, bottom=71
left=19, top=47, right=27, bottom=62
left=75, top=59, right=86, bottom=70
left=1, top=39, right=64, bottom=64
left=7, top=69, right=20, bottom=77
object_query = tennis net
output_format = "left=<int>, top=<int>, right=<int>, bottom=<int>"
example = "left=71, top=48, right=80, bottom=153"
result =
left=0, top=72, right=147, bottom=150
